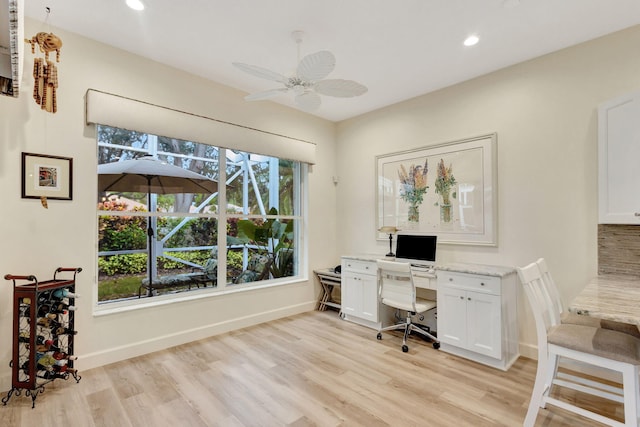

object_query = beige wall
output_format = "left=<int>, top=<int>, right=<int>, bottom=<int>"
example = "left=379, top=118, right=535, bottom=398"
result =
left=2, top=17, right=639, bottom=389
left=0, top=19, right=338, bottom=389
left=336, top=25, right=640, bottom=357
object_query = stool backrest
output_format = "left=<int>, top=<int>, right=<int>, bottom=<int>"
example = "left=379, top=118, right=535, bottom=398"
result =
left=535, top=258, right=564, bottom=324
left=517, top=262, right=562, bottom=354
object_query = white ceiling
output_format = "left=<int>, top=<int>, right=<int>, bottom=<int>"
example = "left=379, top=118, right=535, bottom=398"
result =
left=20, top=0, right=640, bottom=122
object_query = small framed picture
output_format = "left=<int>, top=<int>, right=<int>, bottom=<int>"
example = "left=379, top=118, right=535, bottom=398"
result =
left=21, top=152, right=73, bottom=200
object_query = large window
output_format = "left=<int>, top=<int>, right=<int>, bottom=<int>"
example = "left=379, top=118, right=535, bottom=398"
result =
left=97, top=125, right=304, bottom=304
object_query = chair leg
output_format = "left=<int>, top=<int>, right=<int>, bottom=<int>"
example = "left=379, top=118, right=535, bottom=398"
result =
left=378, top=311, right=440, bottom=351
left=409, top=323, right=439, bottom=343
left=622, top=364, right=639, bottom=427
left=541, top=352, right=559, bottom=409
left=524, top=351, right=549, bottom=427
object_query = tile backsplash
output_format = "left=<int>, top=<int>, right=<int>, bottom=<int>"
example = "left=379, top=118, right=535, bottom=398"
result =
left=598, top=224, right=640, bottom=276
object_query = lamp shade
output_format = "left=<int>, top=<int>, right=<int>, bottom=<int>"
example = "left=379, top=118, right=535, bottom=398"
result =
left=378, top=226, right=399, bottom=234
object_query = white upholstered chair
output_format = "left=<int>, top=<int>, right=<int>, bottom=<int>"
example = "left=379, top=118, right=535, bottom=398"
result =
left=518, top=261, right=640, bottom=427
left=536, top=258, right=640, bottom=338
left=376, top=260, right=440, bottom=352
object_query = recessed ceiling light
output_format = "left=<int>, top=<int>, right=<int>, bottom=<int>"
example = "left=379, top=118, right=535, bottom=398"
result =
left=463, top=35, right=479, bottom=47
left=126, top=0, right=145, bottom=11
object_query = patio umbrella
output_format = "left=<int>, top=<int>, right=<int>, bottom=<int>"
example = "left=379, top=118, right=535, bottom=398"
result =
left=98, top=155, right=218, bottom=296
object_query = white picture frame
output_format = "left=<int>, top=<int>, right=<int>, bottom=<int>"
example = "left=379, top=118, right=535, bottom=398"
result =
left=376, top=133, right=497, bottom=246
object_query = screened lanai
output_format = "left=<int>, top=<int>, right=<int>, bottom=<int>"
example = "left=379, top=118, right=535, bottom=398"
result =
left=97, top=125, right=301, bottom=303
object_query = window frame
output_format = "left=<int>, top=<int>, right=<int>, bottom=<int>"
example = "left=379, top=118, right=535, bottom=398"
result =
left=95, top=125, right=308, bottom=313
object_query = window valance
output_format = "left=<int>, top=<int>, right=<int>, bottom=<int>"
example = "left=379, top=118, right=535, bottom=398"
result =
left=85, top=89, right=316, bottom=164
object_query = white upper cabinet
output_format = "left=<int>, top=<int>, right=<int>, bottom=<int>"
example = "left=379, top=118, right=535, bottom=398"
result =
left=598, top=90, right=640, bottom=223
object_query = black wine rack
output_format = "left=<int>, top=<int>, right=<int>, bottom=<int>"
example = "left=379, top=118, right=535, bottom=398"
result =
left=3, top=267, right=82, bottom=408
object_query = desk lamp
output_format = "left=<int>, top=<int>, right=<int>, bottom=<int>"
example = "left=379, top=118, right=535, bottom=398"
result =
left=379, top=226, right=399, bottom=257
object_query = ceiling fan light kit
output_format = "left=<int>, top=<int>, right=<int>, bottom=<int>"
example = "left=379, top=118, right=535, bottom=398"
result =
left=233, top=30, right=367, bottom=112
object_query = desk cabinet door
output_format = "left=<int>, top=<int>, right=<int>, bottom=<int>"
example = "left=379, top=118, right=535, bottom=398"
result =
left=437, top=286, right=467, bottom=347
left=360, top=273, right=378, bottom=322
left=341, top=273, right=362, bottom=318
left=466, top=292, right=501, bottom=359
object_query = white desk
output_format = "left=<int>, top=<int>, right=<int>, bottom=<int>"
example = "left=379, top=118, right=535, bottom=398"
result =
left=340, top=256, right=519, bottom=370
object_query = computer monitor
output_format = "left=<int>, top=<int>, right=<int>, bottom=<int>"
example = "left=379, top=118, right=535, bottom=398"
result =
left=395, top=234, right=437, bottom=267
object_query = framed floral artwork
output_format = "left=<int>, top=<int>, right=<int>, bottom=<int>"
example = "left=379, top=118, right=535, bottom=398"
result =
left=21, top=152, right=73, bottom=201
left=376, top=133, right=497, bottom=246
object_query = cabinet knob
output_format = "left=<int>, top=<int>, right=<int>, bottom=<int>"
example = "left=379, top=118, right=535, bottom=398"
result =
left=460, top=296, right=464, bottom=300
left=468, top=297, right=471, bottom=301
left=480, top=282, right=485, bottom=286
left=449, top=278, right=453, bottom=281
left=635, top=213, right=640, bottom=217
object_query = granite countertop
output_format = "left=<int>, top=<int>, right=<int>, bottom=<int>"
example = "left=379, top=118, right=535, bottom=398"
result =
left=569, top=274, right=640, bottom=326
left=436, top=262, right=516, bottom=278
left=341, top=256, right=515, bottom=277
left=342, top=254, right=389, bottom=262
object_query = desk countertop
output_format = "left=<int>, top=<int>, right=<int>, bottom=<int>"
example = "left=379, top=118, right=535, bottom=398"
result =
left=436, top=263, right=516, bottom=278
left=570, top=274, right=640, bottom=326
left=341, top=255, right=515, bottom=278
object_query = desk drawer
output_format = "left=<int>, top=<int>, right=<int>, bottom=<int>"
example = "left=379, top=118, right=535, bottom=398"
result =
left=412, top=272, right=436, bottom=290
left=342, top=259, right=376, bottom=275
left=437, top=271, right=501, bottom=295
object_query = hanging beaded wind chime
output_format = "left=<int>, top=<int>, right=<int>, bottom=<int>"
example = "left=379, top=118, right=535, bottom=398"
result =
left=25, top=7, right=62, bottom=113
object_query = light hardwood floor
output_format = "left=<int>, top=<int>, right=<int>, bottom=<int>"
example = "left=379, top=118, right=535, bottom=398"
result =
left=0, top=310, right=625, bottom=426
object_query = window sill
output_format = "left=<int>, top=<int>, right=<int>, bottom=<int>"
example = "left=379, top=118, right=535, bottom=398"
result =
left=92, top=276, right=309, bottom=317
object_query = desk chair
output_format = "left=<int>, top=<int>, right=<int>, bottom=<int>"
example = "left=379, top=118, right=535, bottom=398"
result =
left=376, top=260, right=440, bottom=352
left=518, top=261, right=640, bottom=427
left=536, top=258, right=640, bottom=338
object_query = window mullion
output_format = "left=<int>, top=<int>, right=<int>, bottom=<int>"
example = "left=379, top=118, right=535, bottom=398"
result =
left=217, top=149, right=227, bottom=290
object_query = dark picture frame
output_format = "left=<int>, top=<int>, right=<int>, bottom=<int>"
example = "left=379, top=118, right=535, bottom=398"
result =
left=21, top=152, right=73, bottom=200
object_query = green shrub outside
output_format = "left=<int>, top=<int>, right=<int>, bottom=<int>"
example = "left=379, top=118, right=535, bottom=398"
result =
left=99, top=250, right=245, bottom=276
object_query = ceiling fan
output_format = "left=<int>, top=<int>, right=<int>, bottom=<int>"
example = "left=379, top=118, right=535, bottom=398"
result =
left=233, top=31, right=368, bottom=112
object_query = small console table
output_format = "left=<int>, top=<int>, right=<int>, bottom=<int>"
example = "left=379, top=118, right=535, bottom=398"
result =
left=314, top=268, right=342, bottom=312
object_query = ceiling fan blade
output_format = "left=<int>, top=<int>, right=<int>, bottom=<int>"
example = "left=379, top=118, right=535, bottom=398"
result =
left=244, top=88, right=289, bottom=101
left=295, top=91, right=321, bottom=111
left=297, top=51, right=336, bottom=81
left=315, top=79, right=368, bottom=97
left=232, top=62, right=289, bottom=84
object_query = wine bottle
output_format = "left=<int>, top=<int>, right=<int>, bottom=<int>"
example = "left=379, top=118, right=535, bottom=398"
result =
left=52, top=289, right=80, bottom=299
left=52, top=352, right=77, bottom=361
left=53, top=327, right=77, bottom=336
left=18, top=331, right=31, bottom=343
left=51, top=303, right=77, bottom=313
left=52, top=364, right=77, bottom=375
left=37, top=304, right=52, bottom=318
left=37, top=317, right=61, bottom=329
left=36, top=370, right=55, bottom=379
left=36, top=353, right=57, bottom=372
left=44, top=339, right=61, bottom=353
